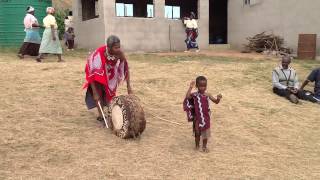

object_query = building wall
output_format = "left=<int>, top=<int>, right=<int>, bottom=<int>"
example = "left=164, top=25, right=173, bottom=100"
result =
left=103, top=0, right=184, bottom=52
left=75, top=0, right=209, bottom=52
left=73, top=0, right=105, bottom=49
left=228, top=0, right=320, bottom=55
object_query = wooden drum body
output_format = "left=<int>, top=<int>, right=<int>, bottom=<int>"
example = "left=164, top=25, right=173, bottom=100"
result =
left=106, top=95, right=146, bottom=139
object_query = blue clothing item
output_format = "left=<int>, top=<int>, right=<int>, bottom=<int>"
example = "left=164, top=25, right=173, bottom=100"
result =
left=64, top=31, right=75, bottom=41
left=185, top=28, right=199, bottom=50
left=24, top=28, right=41, bottom=44
left=185, top=39, right=198, bottom=49
left=314, top=94, right=320, bottom=101
left=307, top=68, right=320, bottom=96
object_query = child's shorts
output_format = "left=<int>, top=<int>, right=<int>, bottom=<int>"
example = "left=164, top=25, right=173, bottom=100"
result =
left=201, top=129, right=211, bottom=139
left=193, top=128, right=211, bottom=139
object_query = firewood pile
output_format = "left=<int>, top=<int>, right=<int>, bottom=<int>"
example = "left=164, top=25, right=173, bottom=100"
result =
left=243, top=32, right=292, bottom=56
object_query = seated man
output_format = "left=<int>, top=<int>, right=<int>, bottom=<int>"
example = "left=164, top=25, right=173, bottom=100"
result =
left=272, top=56, right=303, bottom=104
left=300, top=67, right=320, bottom=103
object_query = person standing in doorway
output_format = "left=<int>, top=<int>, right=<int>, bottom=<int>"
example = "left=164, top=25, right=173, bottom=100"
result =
left=182, top=12, right=200, bottom=52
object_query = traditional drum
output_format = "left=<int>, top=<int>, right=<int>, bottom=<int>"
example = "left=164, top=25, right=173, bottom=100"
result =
left=106, top=95, right=146, bottom=139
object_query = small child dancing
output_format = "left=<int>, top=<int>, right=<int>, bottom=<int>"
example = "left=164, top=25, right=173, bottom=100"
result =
left=184, top=76, right=222, bottom=152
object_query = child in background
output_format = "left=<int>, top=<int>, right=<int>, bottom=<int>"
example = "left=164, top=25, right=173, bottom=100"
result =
left=184, top=76, right=222, bottom=152
left=64, top=27, right=75, bottom=51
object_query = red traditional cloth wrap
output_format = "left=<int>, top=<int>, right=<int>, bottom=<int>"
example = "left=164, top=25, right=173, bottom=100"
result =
left=183, top=92, right=211, bottom=131
left=84, top=45, right=128, bottom=102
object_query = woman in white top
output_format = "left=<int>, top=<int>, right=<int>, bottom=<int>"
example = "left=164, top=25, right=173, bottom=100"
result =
left=18, top=6, right=42, bottom=59
left=183, top=12, right=199, bottom=52
left=37, top=7, right=63, bottom=62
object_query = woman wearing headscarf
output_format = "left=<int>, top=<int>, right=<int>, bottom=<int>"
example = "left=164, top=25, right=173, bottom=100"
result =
left=17, top=6, right=42, bottom=59
left=36, top=7, right=63, bottom=62
left=84, top=35, right=133, bottom=122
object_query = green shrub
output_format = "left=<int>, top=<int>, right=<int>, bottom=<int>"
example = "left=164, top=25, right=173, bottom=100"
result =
left=54, top=9, right=69, bottom=40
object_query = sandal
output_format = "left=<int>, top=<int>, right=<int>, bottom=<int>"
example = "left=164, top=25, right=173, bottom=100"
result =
left=36, top=57, right=42, bottom=62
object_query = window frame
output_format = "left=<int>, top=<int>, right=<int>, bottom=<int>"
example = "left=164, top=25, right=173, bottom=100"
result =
left=115, top=0, right=155, bottom=18
left=165, top=5, right=181, bottom=20
left=81, top=0, right=99, bottom=21
left=244, top=0, right=251, bottom=5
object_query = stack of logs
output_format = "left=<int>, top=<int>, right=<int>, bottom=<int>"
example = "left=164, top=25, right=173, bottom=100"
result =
left=243, top=32, right=292, bottom=56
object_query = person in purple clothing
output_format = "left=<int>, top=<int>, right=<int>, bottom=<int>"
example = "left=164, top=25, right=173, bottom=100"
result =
left=184, top=76, right=222, bottom=152
left=300, top=67, right=320, bottom=104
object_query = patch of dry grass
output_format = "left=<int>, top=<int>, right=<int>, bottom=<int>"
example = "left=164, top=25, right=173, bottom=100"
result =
left=0, top=50, right=319, bottom=179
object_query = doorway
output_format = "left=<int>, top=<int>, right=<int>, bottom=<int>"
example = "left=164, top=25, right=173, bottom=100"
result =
left=209, top=0, right=228, bottom=44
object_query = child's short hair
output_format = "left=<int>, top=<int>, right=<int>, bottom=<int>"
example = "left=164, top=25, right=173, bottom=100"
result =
left=196, top=76, right=207, bottom=86
left=67, top=27, right=74, bottom=32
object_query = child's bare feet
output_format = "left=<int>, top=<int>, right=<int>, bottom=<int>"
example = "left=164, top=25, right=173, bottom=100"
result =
left=202, top=147, right=209, bottom=153
left=195, top=145, right=200, bottom=151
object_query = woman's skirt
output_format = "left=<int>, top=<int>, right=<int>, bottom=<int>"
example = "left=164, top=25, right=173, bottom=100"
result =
left=39, top=28, right=62, bottom=54
left=85, top=84, right=109, bottom=109
left=185, top=28, right=199, bottom=49
left=18, top=28, right=41, bottom=56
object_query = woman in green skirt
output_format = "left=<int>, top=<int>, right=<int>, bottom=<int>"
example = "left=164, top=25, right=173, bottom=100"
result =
left=36, top=7, right=63, bottom=62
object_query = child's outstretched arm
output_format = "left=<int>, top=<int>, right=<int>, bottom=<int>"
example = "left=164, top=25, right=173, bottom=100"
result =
left=206, top=93, right=222, bottom=104
left=186, top=81, right=195, bottom=99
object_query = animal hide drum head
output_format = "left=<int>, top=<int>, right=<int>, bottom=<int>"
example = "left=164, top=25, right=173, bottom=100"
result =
left=111, top=105, right=124, bottom=130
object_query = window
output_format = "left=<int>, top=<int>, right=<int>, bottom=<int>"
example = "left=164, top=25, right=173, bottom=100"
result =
left=165, top=6, right=173, bottom=19
left=172, top=6, right=180, bottom=19
left=115, top=0, right=154, bottom=18
left=125, top=4, right=133, bottom=16
left=116, top=3, right=133, bottom=17
left=147, top=4, right=154, bottom=18
left=81, top=0, right=99, bottom=21
left=165, top=6, right=180, bottom=19
left=165, top=0, right=198, bottom=19
left=244, top=0, right=261, bottom=6
left=116, top=3, right=125, bottom=16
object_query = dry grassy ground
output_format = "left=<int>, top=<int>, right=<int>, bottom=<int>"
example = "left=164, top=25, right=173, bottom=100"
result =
left=0, top=49, right=319, bottom=179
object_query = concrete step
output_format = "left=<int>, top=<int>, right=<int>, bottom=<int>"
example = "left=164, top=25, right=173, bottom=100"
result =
left=208, top=44, right=231, bottom=50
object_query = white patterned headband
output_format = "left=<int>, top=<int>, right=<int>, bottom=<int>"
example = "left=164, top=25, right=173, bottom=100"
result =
left=27, top=6, right=35, bottom=13
left=46, top=7, right=55, bottom=14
